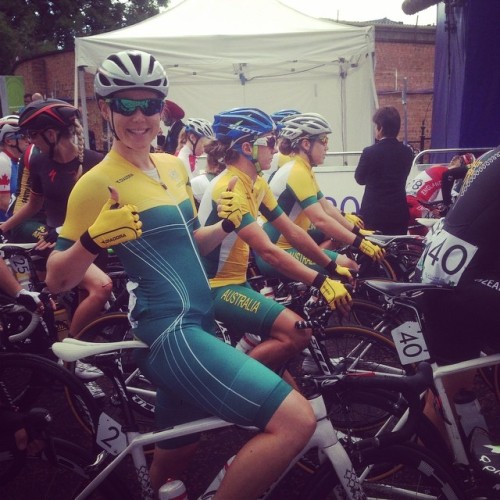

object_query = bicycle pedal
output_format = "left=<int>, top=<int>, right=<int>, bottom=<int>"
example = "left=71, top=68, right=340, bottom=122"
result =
left=85, top=381, right=106, bottom=399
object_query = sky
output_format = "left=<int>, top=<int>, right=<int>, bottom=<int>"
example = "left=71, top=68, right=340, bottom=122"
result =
left=280, top=0, right=438, bottom=26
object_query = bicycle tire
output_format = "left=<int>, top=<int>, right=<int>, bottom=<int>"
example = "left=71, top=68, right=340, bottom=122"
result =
left=73, top=313, right=156, bottom=426
left=321, top=324, right=411, bottom=375
left=300, top=442, right=466, bottom=500
left=0, top=436, right=132, bottom=499
left=357, top=254, right=398, bottom=281
left=328, top=298, right=390, bottom=330
left=294, top=325, right=415, bottom=433
left=0, top=352, right=99, bottom=451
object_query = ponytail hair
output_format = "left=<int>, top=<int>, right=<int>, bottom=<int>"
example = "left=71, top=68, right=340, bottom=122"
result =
left=278, top=138, right=293, bottom=156
left=204, top=139, right=239, bottom=166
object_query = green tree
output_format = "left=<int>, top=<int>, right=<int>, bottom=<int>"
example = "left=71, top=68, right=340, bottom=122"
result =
left=0, top=0, right=168, bottom=75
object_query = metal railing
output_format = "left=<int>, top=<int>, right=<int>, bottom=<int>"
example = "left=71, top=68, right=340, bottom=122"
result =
left=412, top=147, right=495, bottom=168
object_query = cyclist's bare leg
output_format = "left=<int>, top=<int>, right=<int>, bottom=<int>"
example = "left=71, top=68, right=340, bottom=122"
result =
left=69, top=263, right=112, bottom=335
left=150, top=441, right=199, bottom=493
left=215, top=390, right=315, bottom=500
left=248, top=309, right=311, bottom=371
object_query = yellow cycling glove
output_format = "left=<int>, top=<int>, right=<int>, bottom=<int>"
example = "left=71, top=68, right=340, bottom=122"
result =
left=359, top=228, right=376, bottom=236
left=312, top=274, right=352, bottom=310
left=218, top=176, right=244, bottom=233
left=218, top=191, right=244, bottom=232
left=80, top=196, right=142, bottom=254
left=353, top=236, right=385, bottom=261
left=343, top=212, right=364, bottom=228
left=325, top=260, right=352, bottom=281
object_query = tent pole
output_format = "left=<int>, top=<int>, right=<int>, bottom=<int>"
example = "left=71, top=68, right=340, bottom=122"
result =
left=77, top=66, right=89, bottom=149
left=402, top=77, right=408, bottom=145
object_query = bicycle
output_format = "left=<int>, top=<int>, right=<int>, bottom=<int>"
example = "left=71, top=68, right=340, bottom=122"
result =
left=359, top=278, right=500, bottom=498
left=52, top=336, right=466, bottom=499
left=0, top=351, right=131, bottom=499
left=72, top=276, right=413, bottom=436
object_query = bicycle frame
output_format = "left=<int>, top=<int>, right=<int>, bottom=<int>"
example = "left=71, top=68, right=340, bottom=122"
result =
left=361, top=280, right=500, bottom=479
left=54, top=336, right=433, bottom=500
left=76, top=393, right=365, bottom=500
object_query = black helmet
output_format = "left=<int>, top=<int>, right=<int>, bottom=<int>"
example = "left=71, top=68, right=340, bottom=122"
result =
left=19, top=99, right=80, bottom=132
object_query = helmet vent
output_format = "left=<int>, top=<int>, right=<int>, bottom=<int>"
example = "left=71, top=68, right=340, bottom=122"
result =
left=108, top=54, right=130, bottom=75
left=146, top=78, right=166, bottom=88
left=129, top=52, right=144, bottom=76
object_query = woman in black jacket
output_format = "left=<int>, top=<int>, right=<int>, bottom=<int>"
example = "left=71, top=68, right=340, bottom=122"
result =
left=355, top=106, right=414, bottom=235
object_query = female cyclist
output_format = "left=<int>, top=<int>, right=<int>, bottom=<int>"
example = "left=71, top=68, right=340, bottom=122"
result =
left=261, top=112, right=385, bottom=275
left=0, top=100, right=111, bottom=378
left=176, top=117, right=216, bottom=179
left=199, top=107, right=352, bottom=373
left=45, top=50, right=317, bottom=499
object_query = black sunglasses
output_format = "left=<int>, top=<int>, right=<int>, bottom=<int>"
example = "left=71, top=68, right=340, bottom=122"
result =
left=106, top=98, right=164, bottom=117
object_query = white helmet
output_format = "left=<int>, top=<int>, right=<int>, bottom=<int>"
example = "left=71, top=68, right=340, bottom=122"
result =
left=185, top=118, right=215, bottom=140
left=279, top=113, right=332, bottom=145
left=0, top=116, right=20, bottom=143
left=95, top=50, right=169, bottom=98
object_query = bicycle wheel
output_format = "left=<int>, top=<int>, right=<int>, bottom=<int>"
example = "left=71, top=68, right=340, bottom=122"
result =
left=327, top=298, right=389, bottom=330
left=0, top=353, right=99, bottom=451
left=301, top=442, right=466, bottom=499
left=296, top=325, right=414, bottom=433
left=321, top=324, right=410, bottom=375
left=73, top=313, right=156, bottom=426
left=357, top=254, right=397, bottom=280
left=0, top=436, right=132, bottom=499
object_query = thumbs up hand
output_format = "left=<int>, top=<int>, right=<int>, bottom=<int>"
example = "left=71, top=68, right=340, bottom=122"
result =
left=218, top=176, right=244, bottom=233
left=79, top=186, right=142, bottom=254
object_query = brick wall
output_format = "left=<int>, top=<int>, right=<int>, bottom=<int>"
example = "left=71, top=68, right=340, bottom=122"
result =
left=13, top=24, right=436, bottom=153
left=375, top=37, right=434, bottom=154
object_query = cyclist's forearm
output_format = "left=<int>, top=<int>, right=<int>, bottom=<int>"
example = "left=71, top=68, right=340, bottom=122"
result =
left=194, top=221, right=231, bottom=256
left=284, top=226, right=331, bottom=268
left=258, top=244, right=318, bottom=285
left=314, top=216, right=356, bottom=245
left=45, top=246, right=95, bottom=293
left=322, top=202, right=353, bottom=231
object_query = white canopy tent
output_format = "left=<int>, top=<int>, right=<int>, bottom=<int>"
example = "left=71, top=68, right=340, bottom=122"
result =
left=75, top=0, right=377, bottom=157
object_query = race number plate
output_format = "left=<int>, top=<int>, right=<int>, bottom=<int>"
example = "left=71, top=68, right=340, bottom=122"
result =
left=96, top=412, right=127, bottom=455
left=419, top=226, right=477, bottom=286
left=391, top=321, right=430, bottom=365
left=9, top=254, right=30, bottom=274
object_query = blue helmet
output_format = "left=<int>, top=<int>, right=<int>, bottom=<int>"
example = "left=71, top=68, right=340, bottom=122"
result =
left=270, top=109, right=300, bottom=126
left=212, top=107, right=275, bottom=149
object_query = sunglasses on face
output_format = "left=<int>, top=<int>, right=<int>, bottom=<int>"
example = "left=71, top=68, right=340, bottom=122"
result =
left=105, top=98, right=164, bottom=117
left=254, top=135, right=276, bottom=149
left=312, top=135, right=329, bottom=146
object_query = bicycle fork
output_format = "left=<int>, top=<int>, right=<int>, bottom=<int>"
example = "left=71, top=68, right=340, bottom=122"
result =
left=307, top=394, right=366, bottom=500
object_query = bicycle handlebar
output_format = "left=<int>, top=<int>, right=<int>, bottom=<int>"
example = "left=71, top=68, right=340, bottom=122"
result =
left=7, top=305, right=42, bottom=343
left=3, top=292, right=52, bottom=343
